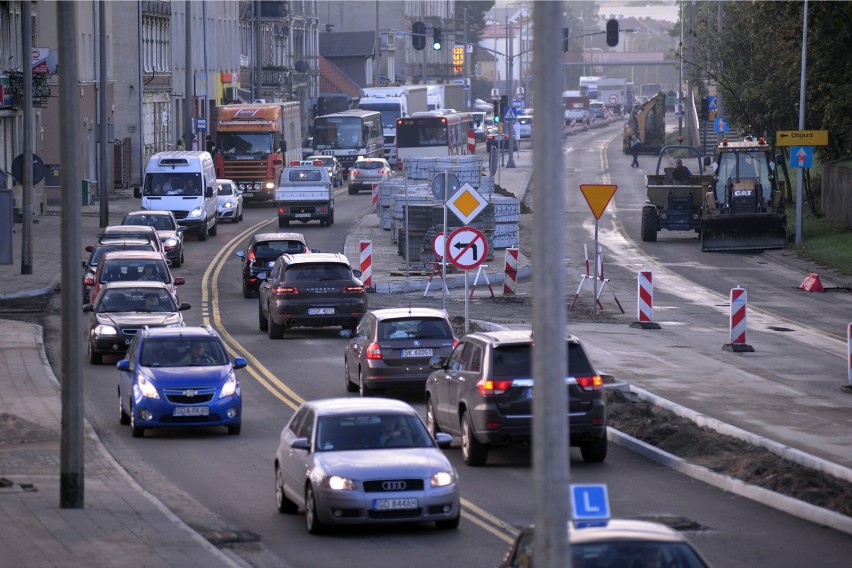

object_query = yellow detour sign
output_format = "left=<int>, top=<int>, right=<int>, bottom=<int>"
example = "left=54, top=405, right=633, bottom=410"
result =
left=579, top=184, right=618, bottom=220
left=775, top=130, right=828, bottom=147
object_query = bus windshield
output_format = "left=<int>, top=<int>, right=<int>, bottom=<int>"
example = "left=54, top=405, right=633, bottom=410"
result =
left=396, top=119, right=448, bottom=148
left=313, top=117, right=364, bottom=150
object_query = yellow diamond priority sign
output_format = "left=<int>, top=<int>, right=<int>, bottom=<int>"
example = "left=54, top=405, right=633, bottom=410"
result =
left=579, top=184, right=618, bottom=220
left=447, top=182, right=488, bottom=225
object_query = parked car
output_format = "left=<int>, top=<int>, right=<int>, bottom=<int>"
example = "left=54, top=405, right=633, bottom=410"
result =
left=274, top=397, right=460, bottom=534
left=235, top=232, right=316, bottom=298
left=425, top=329, right=608, bottom=466
left=86, top=250, right=184, bottom=305
left=589, top=101, right=607, bottom=121
left=216, top=179, right=244, bottom=223
left=121, top=210, right=187, bottom=268
left=117, top=325, right=247, bottom=437
left=517, top=115, right=533, bottom=139
left=82, top=239, right=159, bottom=303
left=306, top=155, right=343, bottom=188
left=498, top=520, right=712, bottom=568
left=83, top=281, right=190, bottom=365
left=98, top=224, right=164, bottom=255
left=343, top=307, right=456, bottom=397
left=347, top=157, right=392, bottom=195
left=257, top=253, right=367, bottom=338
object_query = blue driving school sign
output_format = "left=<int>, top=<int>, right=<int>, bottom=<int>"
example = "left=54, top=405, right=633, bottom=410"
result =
left=571, top=484, right=610, bottom=527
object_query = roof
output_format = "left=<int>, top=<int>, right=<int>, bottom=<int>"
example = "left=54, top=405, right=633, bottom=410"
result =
left=464, top=329, right=581, bottom=345
left=569, top=519, right=690, bottom=545
left=368, top=307, right=450, bottom=320
left=142, top=325, right=217, bottom=339
left=319, top=55, right=361, bottom=98
left=251, top=232, right=308, bottom=244
left=124, top=210, right=174, bottom=218
left=304, top=397, right=415, bottom=415
left=281, top=252, right=349, bottom=266
left=100, top=281, right=174, bottom=291
left=101, top=225, right=159, bottom=236
left=319, top=31, right=376, bottom=58
left=101, top=250, right=168, bottom=261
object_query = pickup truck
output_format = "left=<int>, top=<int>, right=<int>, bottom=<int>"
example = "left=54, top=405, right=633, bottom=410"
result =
left=274, top=161, right=335, bottom=228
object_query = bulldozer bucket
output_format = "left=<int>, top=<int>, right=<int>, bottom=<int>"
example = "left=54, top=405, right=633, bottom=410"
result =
left=700, top=213, right=788, bottom=252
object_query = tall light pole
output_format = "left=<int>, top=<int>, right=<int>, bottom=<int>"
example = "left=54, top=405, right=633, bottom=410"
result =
left=183, top=0, right=193, bottom=149
left=21, top=0, right=32, bottom=273
left=795, top=0, right=809, bottom=245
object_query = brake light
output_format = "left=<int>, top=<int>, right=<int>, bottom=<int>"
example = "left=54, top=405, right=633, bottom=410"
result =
left=248, top=250, right=256, bottom=261
left=289, top=161, right=300, bottom=166
left=576, top=375, right=603, bottom=392
left=476, top=378, right=514, bottom=396
left=272, top=285, right=298, bottom=296
left=313, top=160, right=324, bottom=166
left=350, top=169, right=359, bottom=176
left=343, top=285, right=365, bottom=294
left=366, top=342, right=382, bottom=360
left=452, top=339, right=459, bottom=348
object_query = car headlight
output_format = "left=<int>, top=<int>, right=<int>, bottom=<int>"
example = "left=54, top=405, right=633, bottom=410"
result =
left=188, top=206, right=203, bottom=218
left=430, top=471, right=455, bottom=487
left=220, top=373, right=238, bottom=398
left=163, top=237, right=178, bottom=247
left=322, top=475, right=355, bottom=491
left=135, top=375, right=160, bottom=399
left=93, top=324, right=118, bottom=336
left=265, top=182, right=275, bottom=189
left=222, top=201, right=235, bottom=209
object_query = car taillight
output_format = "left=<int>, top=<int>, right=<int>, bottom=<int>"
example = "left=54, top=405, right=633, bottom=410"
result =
left=350, top=169, right=359, bottom=176
left=248, top=250, right=256, bottom=261
left=476, top=378, right=514, bottom=396
left=380, top=168, right=389, bottom=175
left=272, top=285, right=298, bottom=296
left=343, top=285, right=365, bottom=294
left=576, top=375, right=603, bottom=392
left=452, top=339, right=459, bottom=348
left=366, top=342, right=382, bottom=360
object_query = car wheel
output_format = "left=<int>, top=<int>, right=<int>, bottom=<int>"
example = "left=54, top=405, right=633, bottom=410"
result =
left=259, top=301, right=268, bottom=331
left=198, top=221, right=208, bottom=241
left=118, top=389, right=130, bottom=425
left=426, top=398, right=440, bottom=438
left=275, top=465, right=298, bottom=514
left=580, top=432, right=608, bottom=463
left=278, top=217, right=289, bottom=228
left=358, top=368, right=375, bottom=397
left=305, top=484, right=325, bottom=534
left=209, top=218, right=218, bottom=236
left=243, top=281, right=253, bottom=299
left=461, top=412, right=488, bottom=466
left=435, top=514, right=460, bottom=530
left=227, top=423, right=241, bottom=435
left=268, top=311, right=284, bottom=339
left=88, top=340, right=102, bottom=365
left=130, top=403, right=144, bottom=438
left=348, top=186, right=356, bottom=195
left=172, top=254, right=182, bottom=269
left=344, top=358, right=358, bottom=393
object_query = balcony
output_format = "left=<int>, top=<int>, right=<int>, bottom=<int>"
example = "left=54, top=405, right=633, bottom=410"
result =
left=1, top=71, right=50, bottom=108
left=261, top=66, right=290, bottom=87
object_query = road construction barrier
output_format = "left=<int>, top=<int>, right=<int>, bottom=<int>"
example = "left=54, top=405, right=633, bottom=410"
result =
left=359, top=240, right=372, bottom=288
left=629, top=270, right=660, bottom=329
left=371, top=183, right=379, bottom=211
left=469, top=265, right=495, bottom=300
left=503, top=247, right=518, bottom=295
left=569, top=244, right=624, bottom=314
left=723, top=286, right=754, bottom=352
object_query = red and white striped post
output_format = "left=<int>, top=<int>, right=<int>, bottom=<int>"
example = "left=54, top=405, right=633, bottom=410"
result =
left=630, top=270, right=661, bottom=329
left=503, top=247, right=518, bottom=295
left=359, top=240, right=373, bottom=288
left=724, top=286, right=754, bottom=352
left=371, top=183, right=379, bottom=211
left=847, top=323, right=852, bottom=387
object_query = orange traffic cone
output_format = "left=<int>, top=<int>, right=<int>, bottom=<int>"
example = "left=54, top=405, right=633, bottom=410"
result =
left=799, top=273, right=825, bottom=292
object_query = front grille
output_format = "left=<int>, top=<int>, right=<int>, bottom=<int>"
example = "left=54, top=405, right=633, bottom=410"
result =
left=164, top=387, right=216, bottom=404
left=363, top=479, right=424, bottom=493
left=171, top=210, right=190, bottom=220
left=121, top=328, right=139, bottom=337
left=222, top=160, right=268, bottom=179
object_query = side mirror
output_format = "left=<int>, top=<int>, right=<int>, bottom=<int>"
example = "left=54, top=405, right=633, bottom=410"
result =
left=233, top=357, right=248, bottom=370
left=339, top=329, right=353, bottom=339
left=703, top=156, right=711, bottom=166
left=81, top=259, right=88, bottom=268
left=429, top=356, right=445, bottom=369
left=310, top=248, right=320, bottom=253
left=84, top=276, right=95, bottom=286
left=85, top=245, right=94, bottom=252
left=179, top=302, right=191, bottom=311
left=134, top=187, right=142, bottom=198
left=352, top=269, right=362, bottom=278
left=235, top=250, right=245, bottom=258
left=116, top=360, right=131, bottom=372
left=291, top=438, right=310, bottom=451
left=177, top=226, right=188, bottom=233
left=82, top=304, right=93, bottom=312
left=174, top=277, right=186, bottom=286
left=434, top=432, right=453, bottom=448
left=205, top=187, right=214, bottom=198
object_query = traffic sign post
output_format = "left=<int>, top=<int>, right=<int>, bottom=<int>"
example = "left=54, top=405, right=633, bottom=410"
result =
left=579, top=184, right=618, bottom=320
left=445, top=226, right=489, bottom=334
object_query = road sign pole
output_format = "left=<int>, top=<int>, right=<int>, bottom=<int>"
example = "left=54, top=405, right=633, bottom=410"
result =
left=464, top=270, right=469, bottom=333
left=441, top=170, right=448, bottom=311
left=404, top=174, right=409, bottom=277
left=593, top=220, right=599, bottom=320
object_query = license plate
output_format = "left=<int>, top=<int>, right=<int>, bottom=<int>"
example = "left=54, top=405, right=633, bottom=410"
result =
left=524, top=387, right=533, bottom=399
left=401, top=348, right=433, bottom=358
left=294, top=212, right=311, bottom=218
left=373, top=498, right=418, bottom=511
left=267, top=260, right=275, bottom=267
left=173, top=407, right=209, bottom=417
left=307, top=307, right=334, bottom=315
left=125, top=338, right=132, bottom=345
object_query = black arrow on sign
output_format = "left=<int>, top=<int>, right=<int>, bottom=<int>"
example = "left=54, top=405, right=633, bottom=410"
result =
left=454, top=241, right=478, bottom=260
left=779, top=133, right=789, bottom=138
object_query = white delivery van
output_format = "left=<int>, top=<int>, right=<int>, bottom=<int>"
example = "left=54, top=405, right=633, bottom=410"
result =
left=135, top=151, right=219, bottom=241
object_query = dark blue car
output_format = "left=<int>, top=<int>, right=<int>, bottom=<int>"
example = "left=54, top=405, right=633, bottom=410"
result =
left=117, top=325, right=247, bottom=437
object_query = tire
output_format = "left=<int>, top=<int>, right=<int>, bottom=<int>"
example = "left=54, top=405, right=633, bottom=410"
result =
left=130, top=403, right=144, bottom=438
left=358, top=368, right=375, bottom=397
left=118, top=390, right=130, bottom=425
left=275, top=465, right=298, bottom=514
left=278, top=217, right=289, bottom=228
left=208, top=218, right=217, bottom=236
left=461, top=412, right=488, bottom=466
left=435, top=515, right=461, bottom=530
left=580, top=433, right=608, bottom=463
left=320, top=218, right=328, bottom=228
left=88, top=341, right=102, bottom=365
left=171, top=250, right=181, bottom=268
left=348, top=186, right=356, bottom=195
left=259, top=301, right=268, bottom=331
left=268, top=311, right=284, bottom=339
left=198, top=221, right=208, bottom=241
left=329, top=210, right=335, bottom=225
left=426, top=398, right=440, bottom=438
left=641, top=206, right=659, bottom=242
left=305, top=484, right=325, bottom=534
left=227, top=423, right=241, bottom=436
left=243, top=280, right=253, bottom=299
left=344, top=358, right=358, bottom=393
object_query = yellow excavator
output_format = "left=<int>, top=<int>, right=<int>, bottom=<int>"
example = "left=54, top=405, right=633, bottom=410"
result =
left=623, top=92, right=667, bottom=154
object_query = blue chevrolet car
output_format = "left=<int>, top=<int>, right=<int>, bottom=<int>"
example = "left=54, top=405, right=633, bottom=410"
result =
left=117, top=326, right=247, bottom=437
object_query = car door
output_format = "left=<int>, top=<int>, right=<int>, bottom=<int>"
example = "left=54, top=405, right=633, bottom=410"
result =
left=281, top=407, right=315, bottom=504
left=433, top=342, right=471, bottom=435
left=257, top=259, right=279, bottom=319
left=118, top=336, right=140, bottom=412
left=346, top=314, right=373, bottom=379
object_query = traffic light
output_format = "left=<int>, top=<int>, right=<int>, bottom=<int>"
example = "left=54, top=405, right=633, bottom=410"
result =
left=700, top=96, right=710, bottom=121
left=412, top=21, right=426, bottom=51
left=606, top=19, right=619, bottom=47
left=493, top=100, right=501, bottom=124
left=563, top=27, right=570, bottom=53
left=432, top=27, right=442, bottom=50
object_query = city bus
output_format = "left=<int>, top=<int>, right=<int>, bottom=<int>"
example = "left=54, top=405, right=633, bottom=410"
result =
left=394, top=111, right=475, bottom=169
left=312, top=109, right=383, bottom=176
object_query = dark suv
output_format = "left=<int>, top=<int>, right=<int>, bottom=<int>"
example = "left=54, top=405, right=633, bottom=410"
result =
left=425, top=329, right=607, bottom=466
left=257, top=253, right=367, bottom=338
left=235, top=232, right=316, bottom=298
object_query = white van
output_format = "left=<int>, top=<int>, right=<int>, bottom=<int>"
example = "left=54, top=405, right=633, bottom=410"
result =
left=135, top=151, right=219, bottom=240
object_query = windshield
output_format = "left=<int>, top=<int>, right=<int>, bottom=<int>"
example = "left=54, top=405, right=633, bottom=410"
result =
left=123, top=214, right=176, bottom=231
left=140, top=339, right=229, bottom=367
left=217, top=132, right=274, bottom=155
left=99, top=287, right=178, bottom=313
left=217, top=183, right=234, bottom=196
left=714, top=150, right=773, bottom=201
left=359, top=103, right=401, bottom=131
left=143, top=173, right=203, bottom=197
left=491, top=343, right=595, bottom=379
left=313, top=117, right=364, bottom=150
left=315, top=413, right=434, bottom=451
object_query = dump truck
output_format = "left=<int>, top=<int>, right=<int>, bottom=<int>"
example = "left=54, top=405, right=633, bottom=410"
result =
left=700, top=136, right=787, bottom=252
left=274, top=160, right=334, bottom=228
left=623, top=91, right=666, bottom=154
left=641, top=145, right=713, bottom=242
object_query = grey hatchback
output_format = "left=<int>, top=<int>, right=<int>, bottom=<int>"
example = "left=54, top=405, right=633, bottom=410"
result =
left=425, top=329, right=607, bottom=466
left=344, top=307, right=456, bottom=397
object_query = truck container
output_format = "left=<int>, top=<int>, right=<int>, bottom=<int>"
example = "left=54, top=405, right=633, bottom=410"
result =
left=359, top=86, right=428, bottom=165
left=597, top=78, right=627, bottom=115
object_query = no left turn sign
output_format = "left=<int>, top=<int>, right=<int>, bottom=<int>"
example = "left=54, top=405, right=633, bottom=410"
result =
left=446, top=226, right=488, bottom=270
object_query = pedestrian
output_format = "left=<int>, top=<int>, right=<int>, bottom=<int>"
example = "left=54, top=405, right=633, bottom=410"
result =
left=629, top=134, right=640, bottom=168
left=206, top=135, right=216, bottom=155
left=175, top=138, right=185, bottom=151
left=513, top=120, right=521, bottom=156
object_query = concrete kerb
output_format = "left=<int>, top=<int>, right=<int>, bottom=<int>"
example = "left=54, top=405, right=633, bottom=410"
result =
left=371, top=265, right=533, bottom=295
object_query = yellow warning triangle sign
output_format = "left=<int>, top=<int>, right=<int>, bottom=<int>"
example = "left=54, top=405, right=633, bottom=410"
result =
left=579, top=184, right=618, bottom=220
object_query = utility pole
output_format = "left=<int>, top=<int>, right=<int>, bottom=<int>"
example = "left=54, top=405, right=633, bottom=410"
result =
left=374, top=1, right=380, bottom=86
left=795, top=0, right=808, bottom=245
left=254, top=0, right=262, bottom=101
left=58, top=0, right=85, bottom=509
left=98, top=0, right=109, bottom=227
left=21, top=0, right=32, bottom=274
left=506, top=21, right=516, bottom=169
left=533, top=3, right=569, bottom=566
left=183, top=0, right=193, bottom=149
left=677, top=1, right=683, bottom=139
